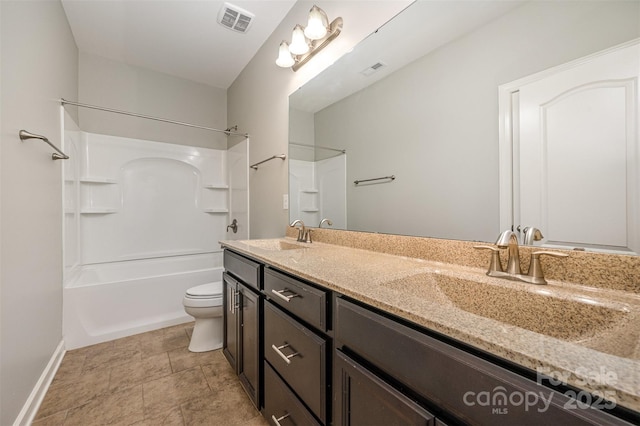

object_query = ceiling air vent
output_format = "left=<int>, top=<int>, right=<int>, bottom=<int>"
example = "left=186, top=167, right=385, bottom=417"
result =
left=360, top=62, right=387, bottom=77
left=218, top=2, right=255, bottom=33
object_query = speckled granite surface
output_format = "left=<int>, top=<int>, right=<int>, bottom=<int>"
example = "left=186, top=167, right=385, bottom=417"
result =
left=221, top=233, right=640, bottom=414
left=287, top=227, right=640, bottom=293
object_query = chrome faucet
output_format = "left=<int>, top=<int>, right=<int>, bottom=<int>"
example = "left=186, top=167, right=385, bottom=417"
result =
left=475, top=229, right=568, bottom=285
left=319, top=218, right=333, bottom=228
left=290, top=219, right=312, bottom=243
left=495, top=229, right=521, bottom=275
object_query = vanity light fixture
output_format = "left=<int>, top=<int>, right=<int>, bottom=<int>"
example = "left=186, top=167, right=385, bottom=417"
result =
left=276, top=5, right=343, bottom=71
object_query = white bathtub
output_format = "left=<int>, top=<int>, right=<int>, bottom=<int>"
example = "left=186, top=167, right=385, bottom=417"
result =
left=63, top=253, right=223, bottom=349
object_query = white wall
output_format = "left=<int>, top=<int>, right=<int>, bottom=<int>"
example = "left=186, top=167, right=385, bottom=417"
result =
left=227, top=0, right=412, bottom=238
left=78, top=52, right=228, bottom=149
left=0, top=1, right=78, bottom=424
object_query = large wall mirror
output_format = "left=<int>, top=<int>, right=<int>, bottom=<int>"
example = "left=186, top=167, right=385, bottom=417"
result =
left=289, top=0, right=640, bottom=254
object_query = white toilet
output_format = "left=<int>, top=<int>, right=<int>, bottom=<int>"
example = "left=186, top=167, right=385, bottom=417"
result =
left=183, top=282, right=223, bottom=352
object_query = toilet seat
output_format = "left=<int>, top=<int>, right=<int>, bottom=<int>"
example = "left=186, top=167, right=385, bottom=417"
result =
left=186, top=282, right=222, bottom=298
left=183, top=282, right=223, bottom=308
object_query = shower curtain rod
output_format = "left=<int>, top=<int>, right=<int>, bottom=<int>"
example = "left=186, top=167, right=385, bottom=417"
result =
left=60, top=98, right=249, bottom=138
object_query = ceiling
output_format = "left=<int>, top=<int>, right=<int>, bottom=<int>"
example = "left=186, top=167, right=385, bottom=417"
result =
left=61, top=0, right=297, bottom=89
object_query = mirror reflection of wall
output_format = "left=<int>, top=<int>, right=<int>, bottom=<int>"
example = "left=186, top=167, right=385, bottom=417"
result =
left=289, top=0, right=640, bottom=250
left=289, top=108, right=347, bottom=229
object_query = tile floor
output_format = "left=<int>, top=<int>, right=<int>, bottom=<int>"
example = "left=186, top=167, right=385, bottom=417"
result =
left=33, top=322, right=269, bottom=426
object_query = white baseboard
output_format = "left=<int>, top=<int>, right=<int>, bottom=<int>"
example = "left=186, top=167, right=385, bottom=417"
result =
left=13, top=340, right=66, bottom=426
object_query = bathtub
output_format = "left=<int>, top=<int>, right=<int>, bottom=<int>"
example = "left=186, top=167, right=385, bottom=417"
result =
left=63, top=252, right=223, bottom=349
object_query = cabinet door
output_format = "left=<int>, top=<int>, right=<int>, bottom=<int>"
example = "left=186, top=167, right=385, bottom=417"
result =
left=238, top=283, right=260, bottom=408
left=264, top=362, right=320, bottom=426
left=335, top=350, right=435, bottom=426
left=223, top=273, right=238, bottom=372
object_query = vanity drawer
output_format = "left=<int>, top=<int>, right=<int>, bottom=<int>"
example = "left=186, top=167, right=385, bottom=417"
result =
left=264, top=267, right=327, bottom=330
left=335, top=297, right=629, bottom=425
left=264, top=362, right=321, bottom=426
left=264, top=301, right=327, bottom=423
left=224, top=250, right=261, bottom=290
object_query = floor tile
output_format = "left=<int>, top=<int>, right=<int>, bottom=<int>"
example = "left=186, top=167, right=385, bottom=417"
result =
left=168, top=346, right=218, bottom=373
left=180, top=392, right=263, bottom=426
left=36, top=368, right=110, bottom=420
left=63, top=385, right=144, bottom=426
left=109, top=351, right=172, bottom=393
left=132, top=406, right=185, bottom=426
left=50, top=351, right=86, bottom=387
left=142, top=366, right=212, bottom=415
left=82, top=338, right=142, bottom=373
left=244, top=414, right=271, bottom=426
left=201, top=353, right=240, bottom=392
left=70, top=339, right=113, bottom=354
left=31, top=410, right=67, bottom=426
left=36, top=323, right=264, bottom=425
left=140, top=326, right=190, bottom=358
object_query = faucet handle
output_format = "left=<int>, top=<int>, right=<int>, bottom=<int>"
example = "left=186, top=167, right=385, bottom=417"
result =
left=474, top=245, right=504, bottom=276
left=526, top=251, right=569, bottom=284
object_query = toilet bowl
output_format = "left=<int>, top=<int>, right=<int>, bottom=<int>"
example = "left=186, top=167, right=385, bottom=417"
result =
left=183, top=282, right=223, bottom=352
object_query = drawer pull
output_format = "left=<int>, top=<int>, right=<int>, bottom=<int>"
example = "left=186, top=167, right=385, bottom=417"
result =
left=271, top=343, right=300, bottom=365
left=271, top=288, right=300, bottom=303
left=271, top=413, right=290, bottom=426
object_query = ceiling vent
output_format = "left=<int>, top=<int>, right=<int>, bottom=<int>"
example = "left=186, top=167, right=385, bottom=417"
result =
left=218, top=2, right=255, bottom=33
left=360, top=62, right=387, bottom=76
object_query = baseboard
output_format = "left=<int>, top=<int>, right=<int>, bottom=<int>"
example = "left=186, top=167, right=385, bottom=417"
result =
left=13, top=340, right=66, bottom=426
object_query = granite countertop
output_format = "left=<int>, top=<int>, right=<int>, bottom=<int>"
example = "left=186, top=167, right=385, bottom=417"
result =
left=220, top=237, right=640, bottom=413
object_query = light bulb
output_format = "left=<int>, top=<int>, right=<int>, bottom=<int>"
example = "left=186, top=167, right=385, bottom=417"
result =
left=304, top=5, right=328, bottom=40
left=289, top=25, right=309, bottom=55
left=275, top=41, right=295, bottom=68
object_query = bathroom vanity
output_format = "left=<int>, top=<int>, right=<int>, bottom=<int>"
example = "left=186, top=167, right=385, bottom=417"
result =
left=221, top=236, right=640, bottom=425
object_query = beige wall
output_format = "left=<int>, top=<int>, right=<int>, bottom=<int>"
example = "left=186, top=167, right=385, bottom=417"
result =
left=78, top=52, right=228, bottom=149
left=0, top=1, right=78, bottom=424
left=227, top=0, right=411, bottom=238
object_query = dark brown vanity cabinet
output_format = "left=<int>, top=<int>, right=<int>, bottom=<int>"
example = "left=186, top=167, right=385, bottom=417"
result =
left=223, top=250, right=262, bottom=408
left=335, top=296, right=633, bottom=426
left=263, top=267, right=331, bottom=425
left=335, top=349, right=436, bottom=425
left=220, top=247, right=635, bottom=426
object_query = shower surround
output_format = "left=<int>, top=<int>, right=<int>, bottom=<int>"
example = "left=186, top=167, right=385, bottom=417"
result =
left=63, top=128, right=248, bottom=349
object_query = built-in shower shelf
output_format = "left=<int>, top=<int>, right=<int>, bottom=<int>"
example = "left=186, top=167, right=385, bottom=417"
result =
left=81, top=208, right=118, bottom=214
left=80, top=177, right=117, bottom=184
left=203, top=209, right=229, bottom=213
left=203, top=184, right=229, bottom=189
